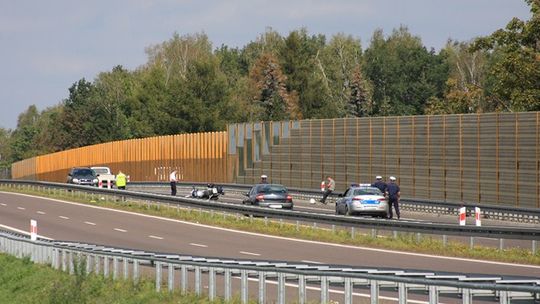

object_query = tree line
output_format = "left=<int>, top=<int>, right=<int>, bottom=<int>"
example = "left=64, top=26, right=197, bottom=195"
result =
left=0, top=0, right=538, bottom=170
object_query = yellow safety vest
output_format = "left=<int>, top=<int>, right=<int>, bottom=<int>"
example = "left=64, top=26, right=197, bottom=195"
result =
left=116, top=173, right=127, bottom=187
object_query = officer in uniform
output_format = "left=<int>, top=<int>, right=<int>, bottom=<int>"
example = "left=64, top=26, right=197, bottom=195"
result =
left=386, top=176, right=401, bottom=219
left=371, top=176, right=387, bottom=193
left=116, top=171, right=127, bottom=190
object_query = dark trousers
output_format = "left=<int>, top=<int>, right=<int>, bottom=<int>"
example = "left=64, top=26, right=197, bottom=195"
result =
left=320, top=189, right=332, bottom=204
left=388, top=198, right=400, bottom=219
left=170, top=181, right=177, bottom=196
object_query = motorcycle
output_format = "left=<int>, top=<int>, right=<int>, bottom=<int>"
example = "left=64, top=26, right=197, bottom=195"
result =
left=187, top=184, right=225, bottom=200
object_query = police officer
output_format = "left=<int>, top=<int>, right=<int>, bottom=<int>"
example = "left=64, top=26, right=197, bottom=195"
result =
left=116, top=171, right=127, bottom=190
left=386, top=176, right=401, bottom=219
left=371, top=176, right=387, bottom=194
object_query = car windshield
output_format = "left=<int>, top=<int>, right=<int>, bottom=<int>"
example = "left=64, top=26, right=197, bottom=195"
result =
left=74, top=169, right=94, bottom=176
left=257, top=185, right=287, bottom=194
left=92, top=168, right=109, bottom=174
left=353, top=188, right=382, bottom=196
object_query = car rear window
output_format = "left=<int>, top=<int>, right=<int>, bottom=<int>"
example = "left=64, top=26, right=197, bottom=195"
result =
left=74, top=169, right=94, bottom=176
left=353, top=188, right=382, bottom=196
left=93, top=168, right=109, bottom=174
left=257, top=185, right=287, bottom=194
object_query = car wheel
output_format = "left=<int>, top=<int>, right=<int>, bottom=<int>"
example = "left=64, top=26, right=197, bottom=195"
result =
left=345, top=206, right=351, bottom=216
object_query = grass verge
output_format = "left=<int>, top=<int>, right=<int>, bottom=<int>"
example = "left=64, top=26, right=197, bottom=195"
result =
left=2, top=186, right=539, bottom=266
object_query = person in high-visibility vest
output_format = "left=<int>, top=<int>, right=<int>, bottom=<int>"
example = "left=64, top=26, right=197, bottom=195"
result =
left=116, top=171, right=127, bottom=190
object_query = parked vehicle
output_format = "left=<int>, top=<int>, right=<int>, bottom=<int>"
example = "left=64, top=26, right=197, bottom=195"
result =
left=335, top=184, right=388, bottom=217
left=90, top=166, right=116, bottom=188
left=67, top=167, right=98, bottom=186
left=242, top=184, right=293, bottom=210
left=187, top=184, right=225, bottom=200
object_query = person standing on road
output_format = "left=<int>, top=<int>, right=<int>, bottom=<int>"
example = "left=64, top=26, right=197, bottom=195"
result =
left=371, top=176, right=387, bottom=193
left=320, top=175, right=335, bottom=205
left=386, top=176, right=401, bottom=219
left=260, top=174, right=268, bottom=184
left=169, top=170, right=178, bottom=196
left=116, top=171, right=127, bottom=190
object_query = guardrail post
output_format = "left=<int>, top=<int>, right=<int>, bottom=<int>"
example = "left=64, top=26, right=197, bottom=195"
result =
left=61, top=250, right=67, bottom=272
left=155, top=262, right=162, bottom=292
left=533, top=240, right=537, bottom=254
left=462, top=288, right=472, bottom=304
left=86, top=254, right=92, bottom=274
left=298, top=274, right=306, bottom=304
left=398, top=282, right=407, bottom=304
left=94, top=255, right=100, bottom=275
left=104, top=256, right=109, bottom=277
left=133, top=259, right=139, bottom=283
left=195, top=266, right=201, bottom=295
left=123, top=257, right=128, bottom=279
left=370, top=280, right=379, bottom=304
left=181, top=265, right=188, bottom=294
left=499, top=239, right=504, bottom=251
left=224, top=268, right=232, bottom=301
left=69, top=251, right=74, bottom=275
left=113, top=257, right=119, bottom=280
left=209, top=267, right=216, bottom=301
left=344, top=277, right=352, bottom=304
left=469, top=237, right=474, bottom=249
left=351, top=227, right=355, bottom=239
left=442, top=235, right=448, bottom=247
left=320, top=276, right=328, bottom=304
left=278, top=272, right=285, bottom=304
left=241, top=269, right=248, bottom=304
left=258, top=271, right=266, bottom=304
left=428, top=285, right=439, bottom=303
left=168, top=263, right=175, bottom=292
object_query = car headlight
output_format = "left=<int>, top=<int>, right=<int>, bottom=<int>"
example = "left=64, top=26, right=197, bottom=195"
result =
left=93, top=178, right=98, bottom=184
left=72, top=178, right=79, bottom=183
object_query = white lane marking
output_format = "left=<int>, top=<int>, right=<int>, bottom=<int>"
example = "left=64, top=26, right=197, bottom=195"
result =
left=301, top=260, right=322, bottom=264
left=17, top=207, right=25, bottom=210
left=59, top=216, right=69, bottom=220
left=84, top=221, right=96, bottom=226
left=37, top=211, right=46, bottom=215
left=114, top=228, right=127, bottom=232
left=7, top=191, right=540, bottom=270
left=0, top=223, right=52, bottom=240
left=149, top=235, right=163, bottom=240
left=240, top=251, right=261, bottom=256
left=0, top=203, right=6, bottom=206
left=189, top=243, right=208, bottom=248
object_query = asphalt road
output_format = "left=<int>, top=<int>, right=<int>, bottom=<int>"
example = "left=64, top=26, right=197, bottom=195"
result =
left=1, top=191, right=539, bottom=280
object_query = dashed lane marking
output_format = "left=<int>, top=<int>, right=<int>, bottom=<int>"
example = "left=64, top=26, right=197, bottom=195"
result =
left=239, top=251, right=261, bottom=256
left=37, top=211, right=46, bottom=215
left=114, top=228, right=127, bottom=232
left=149, top=235, right=163, bottom=240
left=189, top=243, right=208, bottom=248
left=17, top=207, right=26, bottom=210
left=59, top=216, right=69, bottom=220
left=84, top=221, right=96, bottom=226
left=0, top=203, right=6, bottom=206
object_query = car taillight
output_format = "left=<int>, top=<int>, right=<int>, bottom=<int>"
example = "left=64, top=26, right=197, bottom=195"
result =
left=256, top=194, right=265, bottom=201
left=286, top=195, right=292, bottom=201
left=352, top=196, right=364, bottom=202
left=378, top=198, right=386, bottom=202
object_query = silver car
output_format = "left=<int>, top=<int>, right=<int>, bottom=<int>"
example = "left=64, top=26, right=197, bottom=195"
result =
left=335, top=185, right=388, bottom=217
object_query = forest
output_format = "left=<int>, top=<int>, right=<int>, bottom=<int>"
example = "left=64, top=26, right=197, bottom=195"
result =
left=0, top=0, right=538, bottom=170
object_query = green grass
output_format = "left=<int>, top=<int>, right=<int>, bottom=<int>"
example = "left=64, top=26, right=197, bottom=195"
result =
left=2, top=185, right=540, bottom=266
left=0, top=253, right=250, bottom=304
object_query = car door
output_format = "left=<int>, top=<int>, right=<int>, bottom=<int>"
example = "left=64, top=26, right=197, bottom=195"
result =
left=336, top=188, right=350, bottom=214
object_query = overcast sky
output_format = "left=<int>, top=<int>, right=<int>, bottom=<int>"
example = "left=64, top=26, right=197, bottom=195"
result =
left=0, top=0, right=531, bottom=129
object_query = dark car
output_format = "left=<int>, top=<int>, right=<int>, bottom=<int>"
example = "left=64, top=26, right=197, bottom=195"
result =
left=335, top=184, right=388, bottom=217
left=242, top=184, right=293, bottom=210
left=67, top=167, right=98, bottom=186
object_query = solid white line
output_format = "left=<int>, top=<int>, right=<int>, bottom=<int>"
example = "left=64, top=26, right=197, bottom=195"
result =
left=37, top=211, right=46, bottom=215
left=0, top=223, right=52, bottom=240
left=84, top=221, right=96, bottom=226
left=6, top=191, right=540, bottom=270
left=240, top=251, right=261, bottom=256
left=17, top=207, right=25, bottom=210
left=189, top=243, right=208, bottom=248
left=149, top=235, right=163, bottom=240
left=59, top=216, right=69, bottom=220
left=114, top=228, right=127, bottom=232
left=301, top=260, right=322, bottom=264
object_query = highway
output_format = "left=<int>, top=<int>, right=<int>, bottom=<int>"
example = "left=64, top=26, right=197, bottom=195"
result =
left=1, top=191, right=539, bottom=279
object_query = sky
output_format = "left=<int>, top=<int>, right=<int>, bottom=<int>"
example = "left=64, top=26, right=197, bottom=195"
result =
left=0, top=0, right=532, bottom=130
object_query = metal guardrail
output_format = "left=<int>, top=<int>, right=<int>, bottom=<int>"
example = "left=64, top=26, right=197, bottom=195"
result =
left=130, top=181, right=540, bottom=224
left=1, top=180, right=539, bottom=251
left=1, top=230, right=539, bottom=304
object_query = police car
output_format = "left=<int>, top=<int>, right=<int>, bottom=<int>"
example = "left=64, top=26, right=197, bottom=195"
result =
left=335, top=184, right=388, bottom=218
